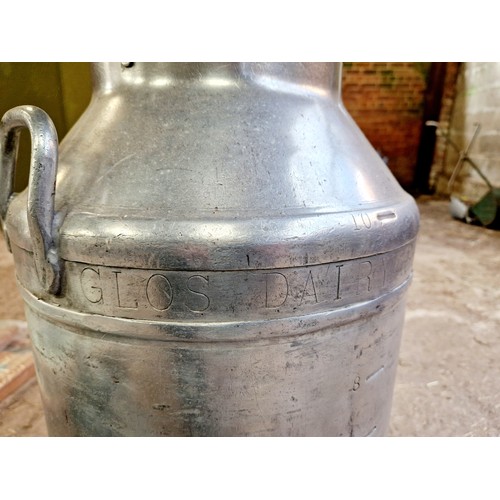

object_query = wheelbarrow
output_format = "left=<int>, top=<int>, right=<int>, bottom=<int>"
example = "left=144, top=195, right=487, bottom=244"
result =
left=427, top=121, right=500, bottom=230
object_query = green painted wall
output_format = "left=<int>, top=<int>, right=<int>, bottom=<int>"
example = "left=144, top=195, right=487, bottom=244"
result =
left=0, top=62, right=92, bottom=190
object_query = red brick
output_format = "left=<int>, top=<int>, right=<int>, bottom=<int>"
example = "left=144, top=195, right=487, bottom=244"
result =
left=342, top=62, right=430, bottom=188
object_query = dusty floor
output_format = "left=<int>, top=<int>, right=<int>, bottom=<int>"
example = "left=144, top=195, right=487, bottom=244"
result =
left=0, top=197, right=499, bottom=437
left=390, top=197, right=500, bottom=436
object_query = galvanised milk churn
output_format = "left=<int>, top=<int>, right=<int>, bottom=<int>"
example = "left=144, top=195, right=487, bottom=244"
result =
left=0, top=63, right=419, bottom=436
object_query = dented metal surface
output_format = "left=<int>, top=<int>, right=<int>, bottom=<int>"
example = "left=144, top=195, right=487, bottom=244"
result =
left=0, top=63, right=419, bottom=436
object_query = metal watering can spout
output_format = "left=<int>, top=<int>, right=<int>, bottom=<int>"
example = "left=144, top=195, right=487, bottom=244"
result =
left=0, top=105, right=61, bottom=294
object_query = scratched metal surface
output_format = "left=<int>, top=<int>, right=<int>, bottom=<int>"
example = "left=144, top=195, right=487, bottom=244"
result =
left=1, top=63, right=418, bottom=436
left=4, top=199, right=499, bottom=437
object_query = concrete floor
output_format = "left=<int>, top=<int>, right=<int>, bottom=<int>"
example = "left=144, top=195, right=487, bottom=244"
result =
left=0, top=197, right=499, bottom=437
left=390, top=197, right=500, bottom=436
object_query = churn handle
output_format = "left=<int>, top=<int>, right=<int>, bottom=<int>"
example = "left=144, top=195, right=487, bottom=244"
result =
left=0, top=105, right=60, bottom=295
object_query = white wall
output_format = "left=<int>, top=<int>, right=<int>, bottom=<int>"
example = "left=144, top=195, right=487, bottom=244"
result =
left=431, top=62, right=500, bottom=201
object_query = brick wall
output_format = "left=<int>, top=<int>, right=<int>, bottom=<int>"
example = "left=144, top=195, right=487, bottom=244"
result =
left=429, top=63, right=461, bottom=190
left=342, top=62, right=431, bottom=189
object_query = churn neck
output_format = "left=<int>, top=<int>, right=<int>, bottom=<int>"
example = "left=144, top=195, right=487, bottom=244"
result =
left=91, top=62, right=342, bottom=97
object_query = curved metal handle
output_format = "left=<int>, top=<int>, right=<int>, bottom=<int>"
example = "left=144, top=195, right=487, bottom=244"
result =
left=0, top=105, right=61, bottom=294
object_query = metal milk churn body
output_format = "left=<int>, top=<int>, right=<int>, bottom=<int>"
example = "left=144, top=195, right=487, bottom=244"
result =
left=0, top=63, right=419, bottom=436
